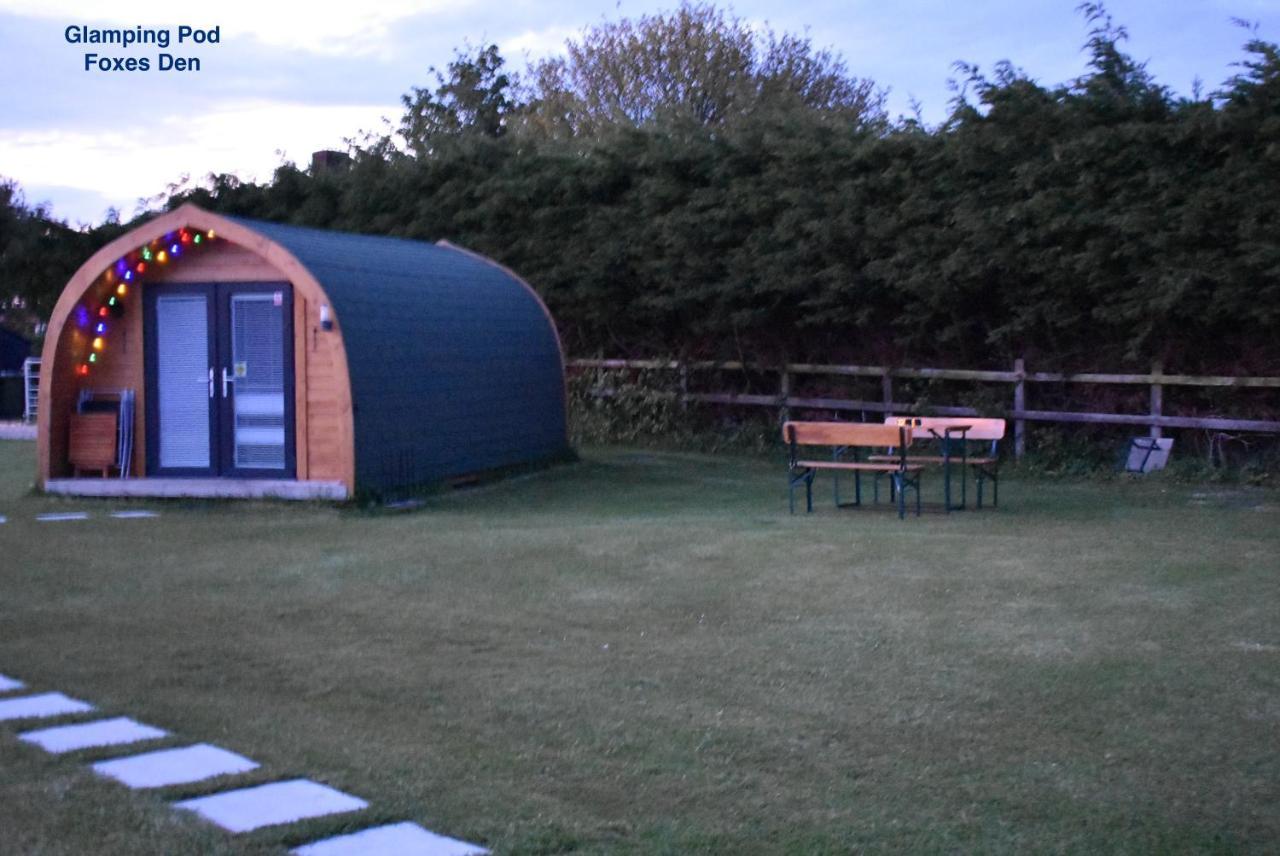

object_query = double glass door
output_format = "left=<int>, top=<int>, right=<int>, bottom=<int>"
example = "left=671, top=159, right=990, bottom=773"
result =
left=145, top=282, right=295, bottom=478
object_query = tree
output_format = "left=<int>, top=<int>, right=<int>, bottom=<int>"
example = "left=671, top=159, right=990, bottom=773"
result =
left=399, top=44, right=518, bottom=157
left=520, top=2, right=884, bottom=138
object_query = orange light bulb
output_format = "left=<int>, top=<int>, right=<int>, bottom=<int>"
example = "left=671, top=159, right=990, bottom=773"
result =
left=92, top=337, right=104, bottom=351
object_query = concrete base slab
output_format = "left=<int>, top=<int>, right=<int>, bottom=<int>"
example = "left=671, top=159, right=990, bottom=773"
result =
left=0, top=674, right=23, bottom=692
left=294, top=822, right=489, bottom=855
left=94, top=743, right=258, bottom=789
left=21, top=717, right=167, bottom=754
left=175, top=779, right=367, bottom=833
left=45, top=478, right=348, bottom=501
left=0, top=422, right=36, bottom=440
left=0, top=692, right=93, bottom=721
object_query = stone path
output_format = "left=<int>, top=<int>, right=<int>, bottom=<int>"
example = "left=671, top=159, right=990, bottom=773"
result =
left=94, top=743, right=258, bottom=789
left=21, top=717, right=166, bottom=754
left=0, top=692, right=94, bottom=721
left=0, top=671, right=489, bottom=854
left=292, top=821, right=491, bottom=856
left=175, top=779, right=368, bottom=833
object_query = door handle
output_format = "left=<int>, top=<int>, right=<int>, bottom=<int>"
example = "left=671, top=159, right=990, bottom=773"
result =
left=222, top=367, right=234, bottom=398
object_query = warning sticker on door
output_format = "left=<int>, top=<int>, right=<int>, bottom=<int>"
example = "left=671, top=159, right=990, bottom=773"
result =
left=234, top=362, right=248, bottom=378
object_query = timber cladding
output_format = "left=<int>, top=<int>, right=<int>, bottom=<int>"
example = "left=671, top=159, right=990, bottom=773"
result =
left=37, top=203, right=568, bottom=497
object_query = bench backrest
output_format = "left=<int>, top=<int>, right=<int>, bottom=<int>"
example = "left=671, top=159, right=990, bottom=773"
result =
left=884, top=416, right=1006, bottom=441
left=783, top=421, right=913, bottom=449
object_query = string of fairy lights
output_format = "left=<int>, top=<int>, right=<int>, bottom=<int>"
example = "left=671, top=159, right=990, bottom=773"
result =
left=75, top=227, right=218, bottom=377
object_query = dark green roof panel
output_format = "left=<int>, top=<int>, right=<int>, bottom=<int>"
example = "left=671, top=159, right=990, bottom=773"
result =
left=229, top=217, right=567, bottom=493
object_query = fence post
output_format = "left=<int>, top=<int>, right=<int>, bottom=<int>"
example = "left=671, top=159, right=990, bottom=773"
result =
left=779, top=367, right=791, bottom=425
left=881, top=370, right=893, bottom=415
left=678, top=362, right=688, bottom=413
left=1013, top=357, right=1026, bottom=459
left=1150, top=360, right=1163, bottom=439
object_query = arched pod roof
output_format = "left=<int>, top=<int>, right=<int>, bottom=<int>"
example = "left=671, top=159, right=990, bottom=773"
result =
left=226, top=217, right=568, bottom=493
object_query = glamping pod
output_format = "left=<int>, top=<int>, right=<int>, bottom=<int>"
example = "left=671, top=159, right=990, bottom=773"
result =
left=36, top=203, right=568, bottom=499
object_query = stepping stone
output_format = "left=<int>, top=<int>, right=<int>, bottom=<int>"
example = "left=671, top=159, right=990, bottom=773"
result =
left=0, top=692, right=93, bottom=722
left=0, top=673, right=23, bottom=692
left=94, top=743, right=258, bottom=789
left=36, top=512, right=89, bottom=522
left=175, top=779, right=367, bottom=833
left=110, top=510, right=158, bottom=519
left=21, top=716, right=167, bottom=754
left=294, top=822, right=489, bottom=855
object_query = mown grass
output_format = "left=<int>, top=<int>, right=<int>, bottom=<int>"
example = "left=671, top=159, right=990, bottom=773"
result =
left=0, top=440, right=1277, bottom=854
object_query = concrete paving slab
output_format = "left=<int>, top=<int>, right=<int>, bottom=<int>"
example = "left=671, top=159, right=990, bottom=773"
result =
left=0, top=692, right=93, bottom=721
left=174, top=779, right=367, bottom=833
left=20, top=716, right=167, bottom=754
left=294, top=822, right=489, bottom=855
left=94, top=743, right=258, bottom=789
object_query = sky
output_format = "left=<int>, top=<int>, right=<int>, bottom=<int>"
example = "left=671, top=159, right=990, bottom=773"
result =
left=1, top=0, right=1276, bottom=226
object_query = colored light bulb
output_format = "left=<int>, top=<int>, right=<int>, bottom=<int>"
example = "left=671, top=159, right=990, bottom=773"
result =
left=108, top=296, right=117, bottom=306
left=142, top=247, right=152, bottom=261
left=180, top=230, right=192, bottom=244
left=170, top=243, right=179, bottom=253
left=193, top=233, right=203, bottom=244
left=88, top=353, right=97, bottom=363
left=206, top=229, right=216, bottom=240
left=77, top=364, right=89, bottom=376
left=116, top=284, right=127, bottom=296
left=95, top=322, right=106, bottom=334
left=136, top=262, right=146, bottom=274
left=98, top=307, right=109, bottom=318
left=92, top=337, right=104, bottom=350
left=157, top=250, right=168, bottom=263
left=105, top=270, right=115, bottom=284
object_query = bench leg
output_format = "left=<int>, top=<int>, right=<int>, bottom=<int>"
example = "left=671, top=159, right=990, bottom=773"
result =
left=805, top=471, right=815, bottom=513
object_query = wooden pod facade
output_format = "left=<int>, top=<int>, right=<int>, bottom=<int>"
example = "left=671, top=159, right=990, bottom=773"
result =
left=37, top=204, right=568, bottom=499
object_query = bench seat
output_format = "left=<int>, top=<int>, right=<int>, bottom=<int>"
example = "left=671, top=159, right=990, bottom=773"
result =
left=868, top=455, right=996, bottom=466
left=798, top=460, right=925, bottom=472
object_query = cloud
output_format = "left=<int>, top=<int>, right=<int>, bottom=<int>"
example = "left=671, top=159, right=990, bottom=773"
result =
left=0, top=0, right=470, bottom=57
left=500, top=24, right=578, bottom=61
left=0, top=100, right=396, bottom=222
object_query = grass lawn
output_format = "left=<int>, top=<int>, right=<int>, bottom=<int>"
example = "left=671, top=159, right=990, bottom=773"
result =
left=0, top=438, right=1278, bottom=854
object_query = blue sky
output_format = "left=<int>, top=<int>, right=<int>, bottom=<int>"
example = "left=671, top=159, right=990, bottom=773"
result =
left=1, top=0, right=1276, bottom=225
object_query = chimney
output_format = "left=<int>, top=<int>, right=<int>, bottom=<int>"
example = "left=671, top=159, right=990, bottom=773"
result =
left=311, top=150, right=352, bottom=173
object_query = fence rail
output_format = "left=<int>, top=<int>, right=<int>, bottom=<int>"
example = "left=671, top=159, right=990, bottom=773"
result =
left=568, top=358, right=1280, bottom=457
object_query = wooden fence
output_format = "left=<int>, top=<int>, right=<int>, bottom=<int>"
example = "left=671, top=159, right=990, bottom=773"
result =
left=567, top=358, right=1280, bottom=458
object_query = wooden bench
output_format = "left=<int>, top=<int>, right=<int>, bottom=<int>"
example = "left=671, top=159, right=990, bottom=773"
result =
left=783, top=421, right=924, bottom=518
left=870, top=416, right=1006, bottom=508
